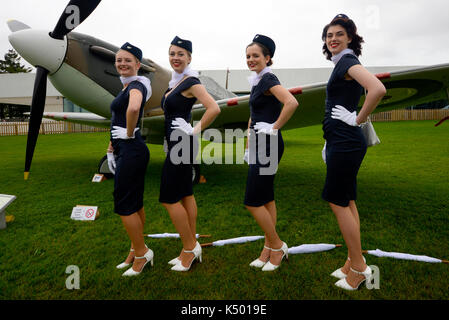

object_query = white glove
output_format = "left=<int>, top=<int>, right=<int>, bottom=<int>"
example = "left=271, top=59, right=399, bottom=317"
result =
left=107, top=152, right=116, bottom=174
left=243, top=148, right=249, bottom=164
left=322, top=141, right=327, bottom=164
left=171, top=117, right=194, bottom=135
left=111, top=126, right=139, bottom=139
left=254, top=121, right=278, bottom=136
left=331, top=105, right=360, bottom=127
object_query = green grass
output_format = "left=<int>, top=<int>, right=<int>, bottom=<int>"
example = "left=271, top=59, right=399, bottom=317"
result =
left=0, top=121, right=448, bottom=300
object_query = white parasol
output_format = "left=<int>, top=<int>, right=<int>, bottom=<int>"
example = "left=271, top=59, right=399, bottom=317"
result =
left=145, top=233, right=211, bottom=239
left=201, top=235, right=265, bottom=247
left=364, top=249, right=449, bottom=264
left=288, top=243, right=342, bottom=255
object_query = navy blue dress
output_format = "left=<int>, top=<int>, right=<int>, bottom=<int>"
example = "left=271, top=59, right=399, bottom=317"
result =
left=322, top=54, right=367, bottom=207
left=159, top=77, right=201, bottom=204
left=110, top=81, right=150, bottom=215
left=244, top=73, right=284, bottom=207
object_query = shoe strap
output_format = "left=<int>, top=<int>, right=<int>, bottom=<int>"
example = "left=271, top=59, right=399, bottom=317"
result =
left=134, top=247, right=150, bottom=259
left=270, top=243, right=286, bottom=252
left=349, top=266, right=368, bottom=275
left=183, top=242, right=200, bottom=254
left=131, top=244, right=147, bottom=253
left=263, top=245, right=271, bottom=250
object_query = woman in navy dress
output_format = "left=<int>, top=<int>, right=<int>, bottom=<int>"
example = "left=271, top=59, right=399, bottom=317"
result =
left=106, top=42, right=153, bottom=276
left=160, top=36, right=220, bottom=271
left=244, top=35, right=298, bottom=272
left=321, top=15, right=386, bottom=290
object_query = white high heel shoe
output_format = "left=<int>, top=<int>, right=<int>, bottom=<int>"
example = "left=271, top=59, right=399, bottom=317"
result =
left=334, top=265, right=372, bottom=291
left=171, top=242, right=202, bottom=272
left=122, top=247, right=154, bottom=276
left=249, top=245, right=271, bottom=268
left=116, top=248, right=134, bottom=269
left=330, top=256, right=366, bottom=279
left=261, top=242, right=288, bottom=272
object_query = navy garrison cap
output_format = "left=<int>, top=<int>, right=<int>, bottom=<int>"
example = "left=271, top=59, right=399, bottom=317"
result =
left=171, top=36, right=192, bottom=53
left=120, top=42, right=142, bottom=61
left=333, top=13, right=350, bottom=20
left=252, top=34, right=276, bottom=58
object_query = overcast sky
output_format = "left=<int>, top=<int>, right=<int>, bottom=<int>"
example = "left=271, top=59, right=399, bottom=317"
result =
left=1, top=0, right=448, bottom=71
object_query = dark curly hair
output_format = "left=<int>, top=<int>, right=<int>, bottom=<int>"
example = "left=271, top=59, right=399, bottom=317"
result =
left=322, top=16, right=364, bottom=60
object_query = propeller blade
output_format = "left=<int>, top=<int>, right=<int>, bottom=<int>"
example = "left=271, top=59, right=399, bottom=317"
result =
left=50, top=0, right=102, bottom=40
left=24, top=66, right=49, bottom=179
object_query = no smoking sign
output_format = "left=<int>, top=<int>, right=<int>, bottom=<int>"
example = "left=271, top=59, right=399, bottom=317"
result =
left=71, top=206, right=99, bottom=221
left=85, top=208, right=95, bottom=219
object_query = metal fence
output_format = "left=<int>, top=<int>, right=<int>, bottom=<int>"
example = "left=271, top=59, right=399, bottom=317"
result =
left=0, top=120, right=108, bottom=136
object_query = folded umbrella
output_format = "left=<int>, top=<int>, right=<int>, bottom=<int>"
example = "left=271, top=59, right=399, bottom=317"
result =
left=201, top=235, right=265, bottom=247
left=145, top=233, right=211, bottom=239
left=363, top=249, right=449, bottom=264
left=288, top=243, right=342, bottom=255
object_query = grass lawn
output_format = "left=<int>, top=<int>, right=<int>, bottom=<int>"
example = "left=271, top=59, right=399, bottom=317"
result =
left=0, top=121, right=448, bottom=300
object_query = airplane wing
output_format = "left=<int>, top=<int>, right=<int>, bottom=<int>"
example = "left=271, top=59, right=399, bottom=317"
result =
left=43, top=63, right=449, bottom=145
left=43, top=112, right=110, bottom=127
left=190, top=63, right=449, bottom=132
left=371, top=63, right=449, bottom=112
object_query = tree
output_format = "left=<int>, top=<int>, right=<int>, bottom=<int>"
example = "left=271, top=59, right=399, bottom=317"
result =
left=0, top=49, right=32, bottom=73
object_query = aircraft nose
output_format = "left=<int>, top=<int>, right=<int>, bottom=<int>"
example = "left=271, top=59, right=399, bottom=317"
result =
left=8, top=29, right=67, bottom=74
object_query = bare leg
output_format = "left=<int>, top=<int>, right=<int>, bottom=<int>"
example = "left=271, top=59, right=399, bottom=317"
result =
left=137, top=206, right=146, bottom=230
left=181, top=195, right=197, bottom=239
left=329, top=202, right=366, bottom=287
left=246, top=203, right=284, bottom=266
left=162, top=202, right=196, bottom=268
left=257, top=201, right=278, bottom=262
left=124, top=207, right=146, bottom=264
left=120, top=210, right=149, bottom=272
left=348, top=200, right=360, bottom=228
left=264, top=201, right=277, bottom=225
left=340, top=200, right=361, bottom=274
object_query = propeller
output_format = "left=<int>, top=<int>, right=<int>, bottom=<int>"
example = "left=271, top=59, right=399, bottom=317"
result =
left=50, top=0, right=102, bottom=40
left=23, top=0, right=102, bottom=179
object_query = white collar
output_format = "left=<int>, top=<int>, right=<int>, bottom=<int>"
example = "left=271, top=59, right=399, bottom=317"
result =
left=120, top=75, right=152, bottom=101
left=247, top=67, right=272, bottom=87
left=168, top=65, right=199, bottom=89
left=331, top=48, right=356, bottom=66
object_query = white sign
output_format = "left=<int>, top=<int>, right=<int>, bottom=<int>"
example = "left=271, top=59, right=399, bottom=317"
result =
left=0, top=194, right=16, bottom=212
left=71, top=206, right=99, bottom=221
left=92, top=174, right=105, bottom=183
left=0, top=194, right=16, bottom=230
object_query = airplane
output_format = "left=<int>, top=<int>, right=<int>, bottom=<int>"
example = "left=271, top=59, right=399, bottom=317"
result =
left=6, top=0, right=449, bottom=182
